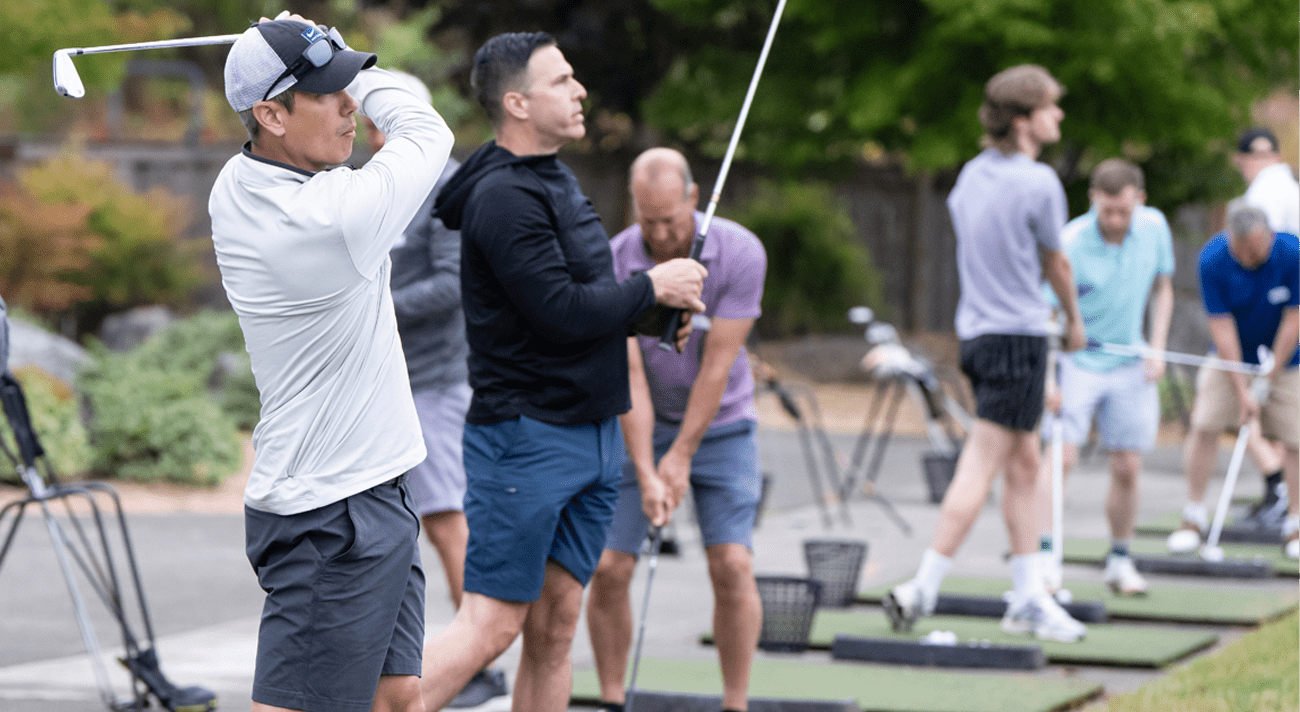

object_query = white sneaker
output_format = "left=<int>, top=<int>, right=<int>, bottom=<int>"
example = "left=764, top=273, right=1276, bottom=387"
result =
left=1285, top=537, right=1298, bottom=560
left=883, top=579, right=933, bottom=633
left=1102, top=554, right=1149, bottom=595
left=1166, top=522, right=1202, bottom=553
left=1001, top=593, right=1087, bottom=643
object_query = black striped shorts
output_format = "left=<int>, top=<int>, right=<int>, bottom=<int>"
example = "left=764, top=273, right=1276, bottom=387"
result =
left=959, top=333, right=1047, bottom=432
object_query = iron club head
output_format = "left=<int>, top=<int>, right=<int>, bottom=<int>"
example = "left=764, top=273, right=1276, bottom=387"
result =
left=1200, top=545, right=1225, bottom=563
left=53, top=50, right=85, bottom=98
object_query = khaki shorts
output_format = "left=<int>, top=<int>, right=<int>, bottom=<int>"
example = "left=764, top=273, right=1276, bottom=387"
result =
left=1190, top=366, right=1299, bottom=448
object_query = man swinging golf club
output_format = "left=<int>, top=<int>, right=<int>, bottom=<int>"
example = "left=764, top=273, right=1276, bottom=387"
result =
left=417, top=33, right=705, bottom=712
left=209, top=12, right=453, bottom=712
left=1170, top=203, right=1300, bottom=560
left=587, top=148, right=767, bottom=712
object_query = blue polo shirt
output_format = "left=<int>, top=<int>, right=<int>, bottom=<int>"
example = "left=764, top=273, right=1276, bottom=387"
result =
left=1048, top=205, right=1174, bottom=372
left=1199, top=231, right=1300, bottom=368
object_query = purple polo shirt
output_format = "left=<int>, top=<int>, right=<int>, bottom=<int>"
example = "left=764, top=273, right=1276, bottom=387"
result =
left=610, top=212, right=766, bottom=427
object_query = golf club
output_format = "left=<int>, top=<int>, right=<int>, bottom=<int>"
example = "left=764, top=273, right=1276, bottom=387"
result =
left=625, top=526, right=664, bottom=712
left=1201, top=349, right=1275, bottom=562
left=659, top=0, right=788, bottom=351
left=54, top=35, right=241, bottom=98
left=1086, top=340, right=1265, bottom=376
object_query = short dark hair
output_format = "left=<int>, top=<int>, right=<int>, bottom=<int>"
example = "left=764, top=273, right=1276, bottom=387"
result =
left=978, top=64, right=1063, bottom=148
left=471, top=32, right=556, bottom=127
left=237, top=88, right=296, bottom=144
left=1090, top=158, right=1144, bottom=194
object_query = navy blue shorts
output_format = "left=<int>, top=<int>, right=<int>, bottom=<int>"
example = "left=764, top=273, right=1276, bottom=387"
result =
left=960, top=333, right=1047, bottom=432
left=244, top=476, right=424, bottom=712
left=462, top=415, right=622, bottom=602
left=605, top=419, right=761, bottom=554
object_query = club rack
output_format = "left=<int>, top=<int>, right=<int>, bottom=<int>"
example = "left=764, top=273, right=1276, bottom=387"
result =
left=0, top=371, right=217, bottom=712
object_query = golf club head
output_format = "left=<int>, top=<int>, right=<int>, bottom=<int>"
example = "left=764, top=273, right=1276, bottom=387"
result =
left=847, top=305, right=875, bottom=325
left=53, top=50, right=85, bottom=98
left=865, top=322, right=898, bottom=345
left=1200, top=545, right=1225, bottom=563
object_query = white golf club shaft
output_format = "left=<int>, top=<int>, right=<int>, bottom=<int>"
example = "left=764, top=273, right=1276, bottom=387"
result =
left=1204, top=422, right=1251, bottom=552
left=1089, top=341, right=1264, bottom=375
left=658, top=0, right=788, bottom=350
left=62, top=35, right=241, bottom=56
left=625, top=526, right=663, bottom=712
left=1051, top=416, right=1064, bottom=570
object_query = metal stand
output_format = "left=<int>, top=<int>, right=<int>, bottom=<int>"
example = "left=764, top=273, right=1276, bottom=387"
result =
left=0, top=372, right=216, bottom=711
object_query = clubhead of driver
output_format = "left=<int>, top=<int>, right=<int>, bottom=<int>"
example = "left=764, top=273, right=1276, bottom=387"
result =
left=53, top=51, right=85, bottom=98
left=1200, top=545, right=1225, bottom=563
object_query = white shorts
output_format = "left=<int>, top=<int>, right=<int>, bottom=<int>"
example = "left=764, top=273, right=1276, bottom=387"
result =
left=1045, top=358, right=1158, bottom=452
left=406, top=382, right=472, bottom=515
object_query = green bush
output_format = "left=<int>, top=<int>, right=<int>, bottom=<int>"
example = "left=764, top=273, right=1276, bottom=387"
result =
left=726, top=181, right=884, bottom=338
left=76, top=310, right=257, bottom=486
left=0, top=367, right=93, bottom=482
left=1158, top=369, right=1195, bottom=424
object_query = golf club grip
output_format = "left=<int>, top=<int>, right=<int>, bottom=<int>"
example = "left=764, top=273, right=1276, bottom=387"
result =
left=656, top=234, right=707, bottom=352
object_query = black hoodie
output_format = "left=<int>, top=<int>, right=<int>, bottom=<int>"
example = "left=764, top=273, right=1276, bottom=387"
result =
left=436, top=141, right=656, bottom=426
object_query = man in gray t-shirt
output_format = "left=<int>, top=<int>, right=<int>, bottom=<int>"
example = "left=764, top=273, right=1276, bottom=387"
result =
left=885, top=64, right=1089, bottom=644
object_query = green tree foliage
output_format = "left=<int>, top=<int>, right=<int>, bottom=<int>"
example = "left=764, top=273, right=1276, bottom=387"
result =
left=645, top=0, right=1298, bottom=210
left=0, top=366, right=94, bottom=482
left=727, top=182, right=884, bottom=337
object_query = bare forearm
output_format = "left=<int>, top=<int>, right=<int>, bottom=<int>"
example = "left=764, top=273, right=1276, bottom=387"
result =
left=1271, top=308, right=1299, bottom=374
left=1148, top=278, right=1174, bottom=351
left=622, top=341, right=658, bottom=482
left=1208, top=317, right=1248, bottom=399
left=667, top=319, right=754, bottom=458
left=1044, top=251, right=1083, bottom=327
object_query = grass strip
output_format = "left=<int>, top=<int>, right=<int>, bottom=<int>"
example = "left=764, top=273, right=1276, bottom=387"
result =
left=1094, top=611, right=1298, bottom=712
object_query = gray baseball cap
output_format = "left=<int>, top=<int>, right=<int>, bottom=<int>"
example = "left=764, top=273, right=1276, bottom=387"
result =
left=224, top=20, right=376, bottom=112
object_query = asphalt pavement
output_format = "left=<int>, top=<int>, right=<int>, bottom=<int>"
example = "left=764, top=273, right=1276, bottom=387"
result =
left=0, top=428, right=1286, bottom=711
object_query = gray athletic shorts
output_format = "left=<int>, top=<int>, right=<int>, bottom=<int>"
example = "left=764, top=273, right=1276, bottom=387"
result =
left=1043, top=357, right=1158, bottom=451
left=605, top=419, right=761, bottom=554
left=407, top=382, right=472, bottom=515
left=244, top=476, right=424, bottom=712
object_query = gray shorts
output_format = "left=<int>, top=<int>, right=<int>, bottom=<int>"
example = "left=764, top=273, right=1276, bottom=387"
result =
left=1045, top=357, right=1159, bottom=451
left=244, top=476, right=424, bottom=712
left=605, top=419, right=761, bottom=554
left=407, top=382, right=472, bottom=515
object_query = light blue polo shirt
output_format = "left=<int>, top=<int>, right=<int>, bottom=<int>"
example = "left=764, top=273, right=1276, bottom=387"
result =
left=1048, top=205, right=1174, bottom=372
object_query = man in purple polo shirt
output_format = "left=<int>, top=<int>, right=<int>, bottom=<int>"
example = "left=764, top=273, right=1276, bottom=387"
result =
left=586, top=148, right=766, bottom=712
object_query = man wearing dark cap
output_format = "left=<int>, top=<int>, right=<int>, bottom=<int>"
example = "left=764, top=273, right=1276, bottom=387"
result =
left=417, top=32, right=705, bottom=712
left=208, top=11, right=453, bottom=712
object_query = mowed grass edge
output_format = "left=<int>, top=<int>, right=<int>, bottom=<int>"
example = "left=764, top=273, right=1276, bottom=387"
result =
left=1096, top=611, right=1298, bottom=712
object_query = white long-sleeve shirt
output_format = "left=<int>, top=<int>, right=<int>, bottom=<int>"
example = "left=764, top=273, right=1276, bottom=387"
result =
left=209, top=68, right=453, bottom=515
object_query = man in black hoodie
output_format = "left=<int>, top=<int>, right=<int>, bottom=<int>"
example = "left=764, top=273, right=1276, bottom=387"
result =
left=420, top=32, right=707, bottom=712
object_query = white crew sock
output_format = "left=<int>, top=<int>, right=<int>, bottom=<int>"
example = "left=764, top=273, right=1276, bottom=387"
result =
left=914, top=549, right=952, bottom=602
left=1010, top=553, right=1046, bottom=599
left=1182, top=501, right=1208, bottom=530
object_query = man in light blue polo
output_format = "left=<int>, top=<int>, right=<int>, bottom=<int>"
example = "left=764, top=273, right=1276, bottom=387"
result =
left=1035, top=158, right=1174, bottom=595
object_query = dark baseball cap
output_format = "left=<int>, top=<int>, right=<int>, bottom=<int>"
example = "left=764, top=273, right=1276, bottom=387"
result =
left=1237, top=127, right=1280, bottom=154
left=224, top=19, right=376, bottom=112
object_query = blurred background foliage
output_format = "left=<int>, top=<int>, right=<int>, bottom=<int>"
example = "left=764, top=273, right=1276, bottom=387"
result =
left=0, top=152, right=203, bottom=339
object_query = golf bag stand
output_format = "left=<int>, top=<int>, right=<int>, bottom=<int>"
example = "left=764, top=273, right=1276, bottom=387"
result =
left=0, top=371, right=218, bottom=712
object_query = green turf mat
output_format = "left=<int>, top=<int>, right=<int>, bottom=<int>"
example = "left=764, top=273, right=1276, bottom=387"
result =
left=1061, top=537, right=1298, bottom=577
left=858, top=577, right=1299, bottom=625
left=807, top=611, right=1215, bottom=668
left=571, top=657, right=1102, bottom=712
left=1135, top=510, right=1281, bottom=540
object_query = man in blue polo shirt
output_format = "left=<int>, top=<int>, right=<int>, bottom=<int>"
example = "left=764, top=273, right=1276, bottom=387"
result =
left=1034, top=159, right=1174, bottom=596
left=1169, top=203, right=1299, bottom=560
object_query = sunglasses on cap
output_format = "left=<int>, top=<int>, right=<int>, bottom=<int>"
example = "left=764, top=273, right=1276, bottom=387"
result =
left=262, top=25, right=348, bottom=102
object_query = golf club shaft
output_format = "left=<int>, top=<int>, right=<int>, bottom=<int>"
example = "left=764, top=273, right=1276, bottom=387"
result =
left=658, top=0, right=788, bottom=351
left=62, top=35, right=241, bottom=56
left=1087, top=341, right=1263, bottom=375
left=1205, top=422, right=1251, bottom=550
left=1047, top=345, right=1064, bottom=568
left=625, top=526, right=663, bottom=712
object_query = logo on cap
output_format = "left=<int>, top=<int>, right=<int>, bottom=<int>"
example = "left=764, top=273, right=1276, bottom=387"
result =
left=301, top=25, right=325, bottom=43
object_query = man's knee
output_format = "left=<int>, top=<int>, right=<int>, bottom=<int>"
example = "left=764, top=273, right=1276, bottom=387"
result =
left=523, top=566, right=585, bottom=652
left=706, top=544, right=755, bottom=596
left=458, top=592, right=527, bottom=659
left=1110, top=452, right=1141, bottom=487
left=372, top=675, right=424, bottom=712
left=589, top=550, right=636, bottom=601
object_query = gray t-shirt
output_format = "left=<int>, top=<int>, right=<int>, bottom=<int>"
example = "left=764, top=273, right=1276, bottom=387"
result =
left=949, top=148, right=1066, bottom=340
